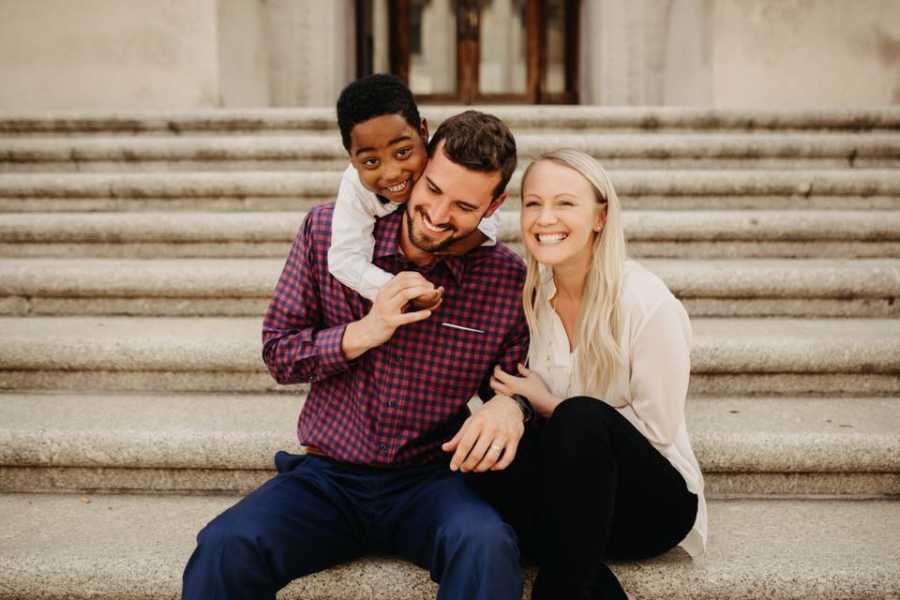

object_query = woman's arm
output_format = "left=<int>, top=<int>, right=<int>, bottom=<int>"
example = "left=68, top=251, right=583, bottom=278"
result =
left=628, top=296, right=692, bottom=446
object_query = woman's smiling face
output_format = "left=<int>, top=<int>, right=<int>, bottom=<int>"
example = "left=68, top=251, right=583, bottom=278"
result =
left=520, top=159, right=606, bottom=268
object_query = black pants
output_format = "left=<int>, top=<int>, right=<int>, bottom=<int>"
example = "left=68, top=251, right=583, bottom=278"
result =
left=469, top=396, right=698, bottom=600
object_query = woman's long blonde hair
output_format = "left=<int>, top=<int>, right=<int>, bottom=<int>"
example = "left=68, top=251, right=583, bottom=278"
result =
left=521, top=149, right=627, bottom=399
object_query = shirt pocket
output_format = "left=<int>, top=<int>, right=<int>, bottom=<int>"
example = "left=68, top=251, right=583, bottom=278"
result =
left=390, top=318, right=504, bottom=404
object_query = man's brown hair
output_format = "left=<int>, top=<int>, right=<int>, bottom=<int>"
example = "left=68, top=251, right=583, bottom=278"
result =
left=427, top=110, right=517, bottom=200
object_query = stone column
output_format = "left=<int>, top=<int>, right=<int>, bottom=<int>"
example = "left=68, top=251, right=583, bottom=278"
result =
left=265, top=0, right=356, bottom=107
left=663, top=0, right=713, bottom=105
left=579, top=0, right=712, bottom=106
left=218, top=0, right=271, bottom=107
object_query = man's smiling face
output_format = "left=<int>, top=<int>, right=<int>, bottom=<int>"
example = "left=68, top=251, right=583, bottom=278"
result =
left=403, top=140, right=506, bottom=255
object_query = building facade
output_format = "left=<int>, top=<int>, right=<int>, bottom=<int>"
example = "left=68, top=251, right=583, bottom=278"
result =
left=0, top=0, right=898, bottom=111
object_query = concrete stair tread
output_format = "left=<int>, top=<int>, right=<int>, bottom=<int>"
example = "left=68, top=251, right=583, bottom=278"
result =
left=0, top=104, right=896, bottom=597
left=4, top=132, right=898, bottom=161
left=2, top=105, right=899, bottom=135
left=2, top=169, right=899, bottom=198
left=0, top=393, right=897, bottom=474
left=3, top=210, right=900, bottom=242
left=0, top=493, right=897, bottom=599
left=1, top=257, right=897, bottom=299
left=0, top=392, right=299, bottom=470
left=1, top=316, right=898, bottom=374
left=0, top=316, right=264, bottom=372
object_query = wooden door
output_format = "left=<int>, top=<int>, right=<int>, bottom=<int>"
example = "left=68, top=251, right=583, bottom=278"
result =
left=365, top=0, right=579, bottom=104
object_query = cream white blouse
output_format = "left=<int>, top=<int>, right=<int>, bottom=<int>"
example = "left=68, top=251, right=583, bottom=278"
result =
left=528, top=260, right=708, bottom=557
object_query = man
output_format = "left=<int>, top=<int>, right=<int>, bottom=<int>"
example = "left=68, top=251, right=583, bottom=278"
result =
left=182, top=109, right=531, bottom=600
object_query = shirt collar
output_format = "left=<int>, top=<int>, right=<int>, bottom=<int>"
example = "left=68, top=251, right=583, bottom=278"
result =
left=539, top=264, right=557, bottom=303
left=536, top=264, right=573, bottom=366
left=373, top=211, right=469, bottom=285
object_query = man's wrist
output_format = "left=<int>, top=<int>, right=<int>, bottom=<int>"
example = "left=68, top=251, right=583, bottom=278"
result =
left=341, top=317, right=379, bottom=360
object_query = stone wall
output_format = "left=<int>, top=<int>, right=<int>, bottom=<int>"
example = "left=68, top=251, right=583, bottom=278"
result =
left=0, top=0, right=355, bottom=111
left=0, top=0, right=220, bottom=110
left=711, top=0, right=900, bottom=108
left=580, top=0, right=900, bottom=108
left=0, top=0, right=896, bottom=110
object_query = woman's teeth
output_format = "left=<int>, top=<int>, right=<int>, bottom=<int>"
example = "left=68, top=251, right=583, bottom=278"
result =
left=385, top=179, right=409, bottom=193
left=536, top=233, right=568, bottom=245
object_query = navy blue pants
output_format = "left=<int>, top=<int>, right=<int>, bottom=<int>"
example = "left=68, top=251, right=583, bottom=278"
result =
left=182, top=452, right=523, bottom=600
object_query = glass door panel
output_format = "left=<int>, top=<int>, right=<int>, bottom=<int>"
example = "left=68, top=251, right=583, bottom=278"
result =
left=479, top=0, right=528, bottom=95
left=408, top=0, right=458, bottom=95
left=542, top=0, right=567, bottom=94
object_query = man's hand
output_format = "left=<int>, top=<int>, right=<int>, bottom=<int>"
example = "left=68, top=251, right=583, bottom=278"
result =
left=342, top=272, right=437, bottom=360
left=491, top=363, right=562, bottom=418
left=441, top=395, right=525, bottom=473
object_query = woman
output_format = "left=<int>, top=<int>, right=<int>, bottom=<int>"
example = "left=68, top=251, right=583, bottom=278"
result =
left=482, top=149, right=707, bottom=600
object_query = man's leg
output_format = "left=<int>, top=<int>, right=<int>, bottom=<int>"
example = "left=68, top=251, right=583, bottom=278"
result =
left=182, top=455, right=365, bottom=600
left=386, top=466, right=523, bottom=600
left=464, top=421, right=542, bottom=558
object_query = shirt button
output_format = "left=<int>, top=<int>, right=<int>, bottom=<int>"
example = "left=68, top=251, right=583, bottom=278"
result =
left=385, top=401, right=399, bottom=408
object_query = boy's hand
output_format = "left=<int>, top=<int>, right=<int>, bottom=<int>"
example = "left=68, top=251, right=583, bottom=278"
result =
left=342, top=272, right=436, bottom=359
left=410, top=287, right=444, bottom=312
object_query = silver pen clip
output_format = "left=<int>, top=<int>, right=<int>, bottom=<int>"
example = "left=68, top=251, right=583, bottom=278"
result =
left=441, top=322, right=485, bottom=334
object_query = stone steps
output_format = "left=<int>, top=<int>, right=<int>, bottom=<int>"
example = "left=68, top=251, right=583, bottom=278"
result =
left=0, top=493, right=897, bottom=599
left=3, top=133, right=899, bottom=172
left=0, top=106, right=897, bottom=599
left=1, top=258, right=896, bottom=318
left=2, top=106, right=899, bottom=136
left=0, top=316, right=897, bottom=395
left=0, top=392, right=897, bottom=496
left=2, top=210, right=898, bottom=260
left=2, top=169, right=898, bottom=212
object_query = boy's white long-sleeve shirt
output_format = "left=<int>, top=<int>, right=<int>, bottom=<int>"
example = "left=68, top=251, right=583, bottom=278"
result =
left=329, top=164, right=500, bottom=301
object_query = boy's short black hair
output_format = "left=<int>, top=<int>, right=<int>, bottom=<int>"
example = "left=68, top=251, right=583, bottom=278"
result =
left=428, top=110, right=517, bottom=200
left=336, top=73, right=421, bottom=151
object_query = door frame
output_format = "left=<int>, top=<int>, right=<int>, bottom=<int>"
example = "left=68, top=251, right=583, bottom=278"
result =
left=385, top=0, right=579, bottom=104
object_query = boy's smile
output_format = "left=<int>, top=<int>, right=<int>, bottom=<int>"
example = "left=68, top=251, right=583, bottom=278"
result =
left=348, top=113, right=429, bottom=204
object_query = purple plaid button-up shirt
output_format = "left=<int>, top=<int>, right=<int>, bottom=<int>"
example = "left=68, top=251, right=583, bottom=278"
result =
left=262, top=204, right=529, bottom=466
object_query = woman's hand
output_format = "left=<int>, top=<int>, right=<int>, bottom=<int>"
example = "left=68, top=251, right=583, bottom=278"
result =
left=491, top=363, right=563, bottom=418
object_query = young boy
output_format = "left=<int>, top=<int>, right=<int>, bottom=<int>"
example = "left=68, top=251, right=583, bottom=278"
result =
left=329, top=74, right=500, bottom=307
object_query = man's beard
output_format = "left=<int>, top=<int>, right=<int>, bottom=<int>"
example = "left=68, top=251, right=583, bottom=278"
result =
left=405, top=205, right=484, bottom=254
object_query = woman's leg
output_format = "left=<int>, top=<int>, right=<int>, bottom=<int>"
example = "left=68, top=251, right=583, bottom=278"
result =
left=535, top=396, right=697, bottom=600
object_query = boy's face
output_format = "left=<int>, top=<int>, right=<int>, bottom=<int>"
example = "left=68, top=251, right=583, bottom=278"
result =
left=348, top=113, right=429, bottom=204
left=403, top=140, right=506, bottom=254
